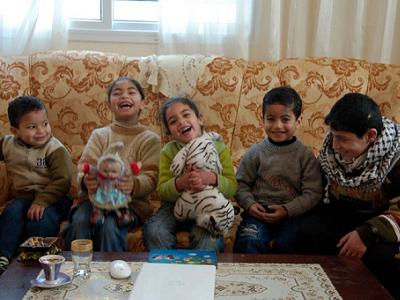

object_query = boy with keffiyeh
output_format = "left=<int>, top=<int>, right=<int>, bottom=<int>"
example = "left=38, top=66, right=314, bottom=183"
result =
left=304, top=93, right=400, bottom=299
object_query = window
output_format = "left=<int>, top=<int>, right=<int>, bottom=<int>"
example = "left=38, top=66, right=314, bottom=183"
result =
left=66, top=0, right=159, bottom=43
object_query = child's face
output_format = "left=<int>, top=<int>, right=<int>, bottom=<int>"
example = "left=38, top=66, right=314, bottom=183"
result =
left=330, top=129, right=374, bottom=161
left=263, top=104, right=301, bottom=143
left=165, top=102, right=203, bottom=144
left=11, top=109, right=51, bottom=147
left=108, top=80, right=143, bottom=123
left=99, top=160, right=123, bottom=179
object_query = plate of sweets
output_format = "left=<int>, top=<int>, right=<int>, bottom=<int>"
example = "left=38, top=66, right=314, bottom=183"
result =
left=18, top=237, right=61, bottom=261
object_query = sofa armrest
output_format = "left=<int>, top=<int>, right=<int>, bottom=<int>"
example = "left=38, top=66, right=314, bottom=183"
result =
left=0, top=162, right=10, bottom=213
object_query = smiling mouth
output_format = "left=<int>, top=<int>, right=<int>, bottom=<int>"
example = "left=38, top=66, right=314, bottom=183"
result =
left=181, top=127, right=192, bottom=134
left=119, top=102, right=133, bottom=109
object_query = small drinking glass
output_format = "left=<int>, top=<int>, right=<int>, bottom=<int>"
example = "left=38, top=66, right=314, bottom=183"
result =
left=71, top=239, right=93, bottom=279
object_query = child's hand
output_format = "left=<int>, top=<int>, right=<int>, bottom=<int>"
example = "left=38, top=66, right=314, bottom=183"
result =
left=262, top=204, right=288, bottom=223
left=187, top=166, right=217, bottom=192
left=248, top=202, right=268, bottom=220
left=337, top=230, right=367, bottom=258
left=83, top=172, right=98, bottom=194
left=117, top=175, right=134, bottom=195
left=175, top=171, right=191, bottom=192
left=27, top=204, right=45, bottom=221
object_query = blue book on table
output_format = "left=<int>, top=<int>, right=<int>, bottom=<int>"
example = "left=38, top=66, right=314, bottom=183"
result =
left=148, top=249, right=217, bottom=266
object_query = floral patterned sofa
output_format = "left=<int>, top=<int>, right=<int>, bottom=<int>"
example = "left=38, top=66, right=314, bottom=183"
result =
left=1, top=50, right=400, bottom=252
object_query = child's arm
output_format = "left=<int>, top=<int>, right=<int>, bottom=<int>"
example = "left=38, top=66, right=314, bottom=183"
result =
left=157, top=143, right=182, bottom=202
left=281, top=148, right=323, bottom=217
left=120, top=133, right=161, bottom=198
left=236, top=146, right=259, bottom=212
left=353, top=159, right=400, bottom=253
left=32, top=147, right=73, bottom=208
left=214, top=141, right=237, bottom=199
left=77, top=130, right=104, bottom=193
left=83, top=172, right=98, bottom=195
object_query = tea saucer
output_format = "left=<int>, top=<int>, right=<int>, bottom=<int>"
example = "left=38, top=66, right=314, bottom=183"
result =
left=31, top=272, right=72, bottom=289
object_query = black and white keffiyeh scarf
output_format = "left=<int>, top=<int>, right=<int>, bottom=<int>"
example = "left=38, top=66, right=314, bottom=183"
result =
left=320, top=117, right=400, bottom=193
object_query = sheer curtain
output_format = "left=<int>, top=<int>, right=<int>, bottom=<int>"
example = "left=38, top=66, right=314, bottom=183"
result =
left=159, top=0, right=400, bottom=64
left=159, top=0, right=253, bottom=58
left=0, top=0, right=68, bottom=56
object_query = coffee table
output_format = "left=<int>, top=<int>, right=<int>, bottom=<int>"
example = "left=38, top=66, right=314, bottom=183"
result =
left=0, top=252, right=393, bottom=299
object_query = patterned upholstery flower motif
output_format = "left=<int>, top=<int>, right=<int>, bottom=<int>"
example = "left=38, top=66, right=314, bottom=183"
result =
left=29, top=77, right=41, bottom=97
left=331, top=59, right=357, bottom=77
left=371, top=63, right=387, bottom=77
left=83, top=54, right=109, bottom=72
left=0, top=75, right=20, bottom=100
left=80, top=122, right=98, bottom=144
left=239, top=125, right=264, bottom=148
left=207, top=57, right=234, bottom=75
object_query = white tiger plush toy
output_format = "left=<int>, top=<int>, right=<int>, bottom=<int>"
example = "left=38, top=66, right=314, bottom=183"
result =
left=171, top=132, right=235, bottom=236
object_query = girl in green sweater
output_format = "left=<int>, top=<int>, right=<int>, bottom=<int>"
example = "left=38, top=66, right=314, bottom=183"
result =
left=144, top=97, right=237, bottom=251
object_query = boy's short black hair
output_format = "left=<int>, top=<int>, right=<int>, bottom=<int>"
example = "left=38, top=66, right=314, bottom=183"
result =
left=262, top=86, right=302, bottom=119
left=325, top=93, right=383, bottom=138
left=8, top=96, right=47, bottom=128
left=160, top=97, right=200, bottom=134
left=107, top=77, right=145, bottom=101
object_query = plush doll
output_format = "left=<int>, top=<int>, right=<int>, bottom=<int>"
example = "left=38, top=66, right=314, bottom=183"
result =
left=82, top=142, right=141, bottom=226
left=171, top=132, right=235, bottom=236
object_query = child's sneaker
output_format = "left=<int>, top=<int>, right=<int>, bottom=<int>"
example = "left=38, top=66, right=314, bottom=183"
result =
left=0, top=256, right=9, bottom=275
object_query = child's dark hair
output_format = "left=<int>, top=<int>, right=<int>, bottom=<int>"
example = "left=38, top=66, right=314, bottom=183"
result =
left=107, top=77, right=145, bottom=101
left=160, top=97, right=200, bottom=134
left=262, top=86, right=302, bottom=119
left=325, top=93, right=383, bottom=137
left=8, top=96, right=47, bottom=128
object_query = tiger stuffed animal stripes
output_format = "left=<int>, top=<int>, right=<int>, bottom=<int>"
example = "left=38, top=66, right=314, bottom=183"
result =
left=171, top=132, right=235, bottom=236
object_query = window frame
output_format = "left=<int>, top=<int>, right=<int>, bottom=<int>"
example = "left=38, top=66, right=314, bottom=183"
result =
left=68, top=0, right=159, bottom=43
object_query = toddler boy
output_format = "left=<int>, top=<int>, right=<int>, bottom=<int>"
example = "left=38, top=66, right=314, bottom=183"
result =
left=0, top=96, right=72, bottom=274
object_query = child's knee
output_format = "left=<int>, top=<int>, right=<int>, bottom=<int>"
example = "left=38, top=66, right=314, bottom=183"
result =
left=237, top=223, right=262, bottom=240
left=102, top=216, right=119, bottom=235
left=71, top=203, right=91, bottom=224
left=144, top=220, right=165, bottom=240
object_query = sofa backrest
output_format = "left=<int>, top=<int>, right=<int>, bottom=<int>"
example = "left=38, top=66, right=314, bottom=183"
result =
left=1, top=51, right=400, bottom=204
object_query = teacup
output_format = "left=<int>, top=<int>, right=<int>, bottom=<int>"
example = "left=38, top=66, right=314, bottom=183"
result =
left=39, top=254, right=65, bottom=284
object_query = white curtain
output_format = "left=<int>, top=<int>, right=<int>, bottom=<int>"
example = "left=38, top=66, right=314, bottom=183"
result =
left=0, top=0, right=68, bottom=56
left=159, top=0, right=400, bottom=64
left=159, top=0, right=253, bottom=58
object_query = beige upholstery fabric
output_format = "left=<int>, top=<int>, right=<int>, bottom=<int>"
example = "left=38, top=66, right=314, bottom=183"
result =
left=1, top=51, right=400, bottom=252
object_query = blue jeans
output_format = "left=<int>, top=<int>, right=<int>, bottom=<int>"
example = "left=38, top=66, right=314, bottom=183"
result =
left=0, top=196, right=71, bottom=259
left=234, top=215, right=297, bottom=254
left=63, top=200, right=128, bottom=252
left=144, top=202, right=224, bottom=252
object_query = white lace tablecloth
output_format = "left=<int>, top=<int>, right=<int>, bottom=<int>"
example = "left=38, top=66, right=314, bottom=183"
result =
left=23, top=261, right=342, bottom=300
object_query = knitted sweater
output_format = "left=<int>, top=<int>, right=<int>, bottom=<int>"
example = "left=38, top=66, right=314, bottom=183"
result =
left=0, top=135, right=72, bottom=207
left=236, top=138, right=323, bottom=217
left=157, top=138, right=237, bottom=203
left=77, top=123, right=161, bottom=222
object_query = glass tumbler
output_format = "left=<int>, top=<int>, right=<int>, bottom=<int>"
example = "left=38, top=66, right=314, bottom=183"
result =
left=71, top=239, right=93, bottom=279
